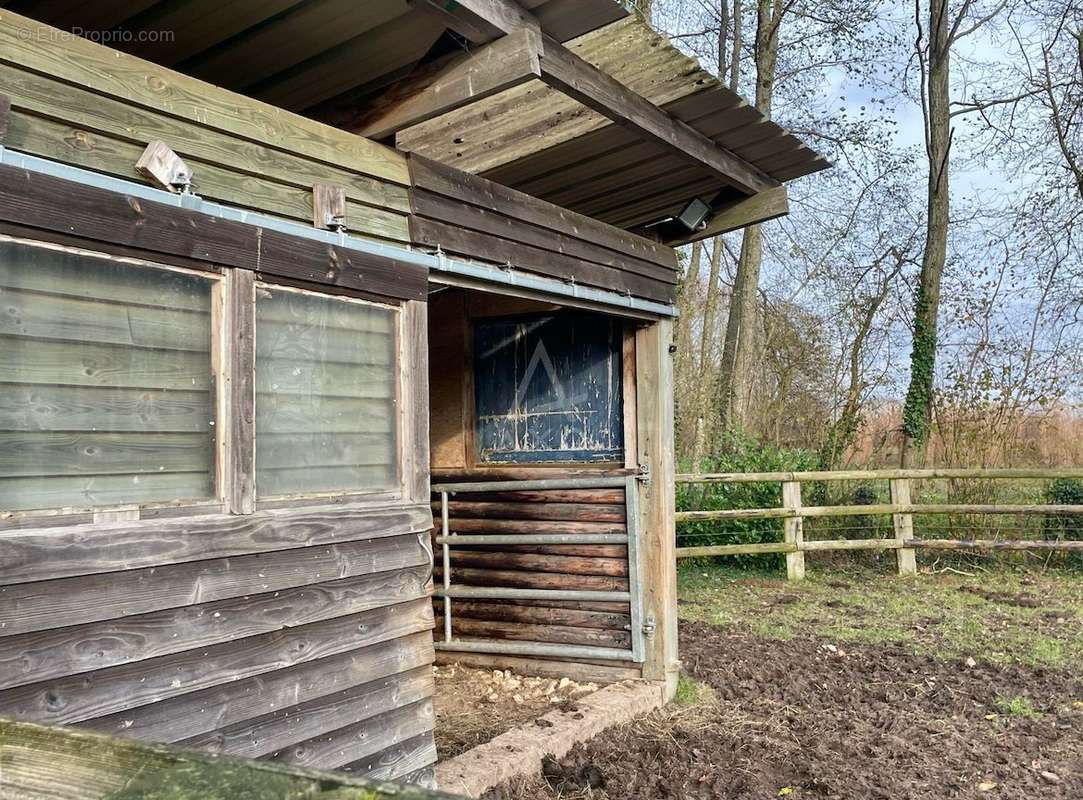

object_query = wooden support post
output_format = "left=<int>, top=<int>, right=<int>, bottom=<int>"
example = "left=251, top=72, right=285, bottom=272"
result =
left=400, top=300, right=431, bottom=506
left=635, top=319, right=678, bottom=698
left=782, top=480, right=805, bottom=581
left=891, top=477, right=917, bottom=576
left=223, top=268, right=256, bottom=515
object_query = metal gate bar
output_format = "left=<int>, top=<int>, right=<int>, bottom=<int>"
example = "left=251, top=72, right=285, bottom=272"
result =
left=432, top=475, right=645, bottom=663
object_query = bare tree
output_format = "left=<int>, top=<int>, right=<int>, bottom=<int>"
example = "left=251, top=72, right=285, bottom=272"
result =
left=900, top=0, right=1010, bottom=465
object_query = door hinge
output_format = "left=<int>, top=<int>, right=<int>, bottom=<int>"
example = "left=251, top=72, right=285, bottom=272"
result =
left=642, top=615, right=656, bottom=639
left=636, top=463, right=651, bottom=483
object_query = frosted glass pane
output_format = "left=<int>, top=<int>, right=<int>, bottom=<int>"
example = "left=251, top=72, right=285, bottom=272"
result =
left=255, top=287, right=397, bottom=497
left=0, top=239, right=216, bottom=511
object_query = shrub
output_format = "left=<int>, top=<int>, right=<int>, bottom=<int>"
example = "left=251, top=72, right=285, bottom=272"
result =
left=676, top=432, right=818, bottom=565
left=1043, top=478, right=1083, bottom=567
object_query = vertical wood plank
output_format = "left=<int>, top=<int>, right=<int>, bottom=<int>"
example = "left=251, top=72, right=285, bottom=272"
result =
left=401, top=300, right=431, bottom=505
left=225, top=269, right=256, bottom=514
left=312, top=183, right=347, bottom=230
left=891, top=477, right=917, bottom=576
left=782, top=480, right=805, bottom=581
left=0, top=94, right=10, bottom=143
left=635, top=319, right=677, bottom=697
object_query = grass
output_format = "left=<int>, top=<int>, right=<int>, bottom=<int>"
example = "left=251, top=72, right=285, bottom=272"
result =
left=673, top=673, right=715, bottom=707
left=993, top=694, right=1043, bottom=719
left=678, top=562, right=1083, bottom=669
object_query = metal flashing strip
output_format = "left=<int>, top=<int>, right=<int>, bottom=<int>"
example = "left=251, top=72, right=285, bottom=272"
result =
left=0, top=146, right=676, bottom=318
left=432, top=251, right=676, bottom=318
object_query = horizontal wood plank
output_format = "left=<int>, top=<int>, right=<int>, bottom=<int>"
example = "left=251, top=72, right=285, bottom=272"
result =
left=0, top=63, right=411, bottom=213
left=0, top=565, right=432, bottom=691
left=411, top=187, right=675, bottom=284
left=409, top=215, right=673, bottom=303
left=341, top=731, right=438, bottom=783
left=447, top=550, right=628, bottom=577
left=1, top=598, right=433, bottom=727
left=439, top=500, right=626, bottom=522
left=83, top=631, right=435, bottom=744
left=0, top=11, right=409, bottom=186
left=409, top=154, right=676, bottom=269
left=0, top=502, right=430, bottom=585
left=265, top=698, right=435, bottom=771
left=177, top=665, right=434, bottom=760
left=1, top=531, right=431, bottom=637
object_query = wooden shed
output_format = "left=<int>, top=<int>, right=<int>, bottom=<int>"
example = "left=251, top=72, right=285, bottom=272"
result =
left=0, top=1, right=825, bottom=791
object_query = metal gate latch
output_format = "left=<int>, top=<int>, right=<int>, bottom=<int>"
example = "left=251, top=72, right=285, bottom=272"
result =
left=642, top=615, right=656, bottom=638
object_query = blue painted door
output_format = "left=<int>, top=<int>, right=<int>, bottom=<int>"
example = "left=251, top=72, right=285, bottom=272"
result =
left=473, top=312, right=624, bottom=463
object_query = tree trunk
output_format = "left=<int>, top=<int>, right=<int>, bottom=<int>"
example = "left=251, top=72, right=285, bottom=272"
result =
left=901, top=0, right=952, bottom=466
left=716, top=0, right=780, bottom=434
left=729, top=1, right=742, bottom=92
left=692, top=237, right=724, bottom=466
left=675, top=241, right=703, bottom=460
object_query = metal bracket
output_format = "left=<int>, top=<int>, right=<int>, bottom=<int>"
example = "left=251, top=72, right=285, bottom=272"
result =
left=636, top=463, right=651, bottom=483
left=135, top=141, right=193, bottom=194
left=642, top=614, right=656, bottom=639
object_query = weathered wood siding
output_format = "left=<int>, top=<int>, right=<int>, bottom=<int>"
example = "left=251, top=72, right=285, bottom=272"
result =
left=0, top=11, right=411, bottom=246
left=409, top=155, right=679, bottom=304
left=0, top=504, right=439, bottom=783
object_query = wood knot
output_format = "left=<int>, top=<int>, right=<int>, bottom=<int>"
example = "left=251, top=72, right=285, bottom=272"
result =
left=146, top=75, right=168, bottom=94
left=63, top=129, right=95, bottom=152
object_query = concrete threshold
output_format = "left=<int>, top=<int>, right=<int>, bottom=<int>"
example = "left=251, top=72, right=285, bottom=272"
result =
left=435, top=679, right=667, bottom=797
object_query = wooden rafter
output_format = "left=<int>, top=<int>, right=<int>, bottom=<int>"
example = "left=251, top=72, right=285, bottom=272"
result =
left=350, top=28, right=543, bottom=140
left=410, top=0, right=779, bottom=196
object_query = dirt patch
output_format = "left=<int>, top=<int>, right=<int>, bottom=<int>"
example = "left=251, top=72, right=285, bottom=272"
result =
left=487, top=620, right=1083, bottom=799
left=959, top=585, right=1043, bottom=608
left=434, top=663, right=598, bottom=760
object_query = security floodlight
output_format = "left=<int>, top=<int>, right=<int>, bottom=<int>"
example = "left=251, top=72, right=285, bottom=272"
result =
left=676, top=197, right=711, bottom=232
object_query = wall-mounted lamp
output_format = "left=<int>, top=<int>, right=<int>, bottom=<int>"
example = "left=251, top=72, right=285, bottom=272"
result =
left=676, top=197, right=712, bottom=232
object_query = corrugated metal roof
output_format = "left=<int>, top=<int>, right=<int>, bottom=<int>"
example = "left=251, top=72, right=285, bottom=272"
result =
left=395, top=15, right=829, bottom=230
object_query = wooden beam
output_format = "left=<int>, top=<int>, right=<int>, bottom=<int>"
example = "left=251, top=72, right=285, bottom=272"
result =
left=411, top=0, right=538, bottom=43
left=663, top=186, right=789, bottom=246
left=352, top=29, right=542, bottom=140
left=537, top=35, right=776, bottom=195
left=0, top=714, right=459, bottom=799
left=414, top=0, right=777, bottom=194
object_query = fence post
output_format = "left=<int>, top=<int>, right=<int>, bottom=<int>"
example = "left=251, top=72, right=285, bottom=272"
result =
left=782, top=480, right=805, bottom=581
left=890, top=477, right=918, bottom=576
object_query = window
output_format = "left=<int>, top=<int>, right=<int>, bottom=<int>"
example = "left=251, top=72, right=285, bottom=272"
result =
left=473, top=312, right=624, bottom=463
left=254, top=285, right=398, bottom=497
left=0, top=239, right=216, bottom=511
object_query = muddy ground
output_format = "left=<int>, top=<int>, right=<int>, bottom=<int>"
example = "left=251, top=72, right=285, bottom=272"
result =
left=486, top=603, right=1083, bottom=799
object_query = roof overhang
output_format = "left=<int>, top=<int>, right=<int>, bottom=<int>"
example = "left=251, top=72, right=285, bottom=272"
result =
left=9, top=0, right=828, bottom=244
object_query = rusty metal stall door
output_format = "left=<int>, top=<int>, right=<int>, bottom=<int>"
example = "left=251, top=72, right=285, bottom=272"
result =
left=432, top=476, right=647, bottom=663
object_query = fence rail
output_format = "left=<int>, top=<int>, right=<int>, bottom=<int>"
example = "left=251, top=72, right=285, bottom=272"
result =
left=675, top=468, right=1083, bottom=580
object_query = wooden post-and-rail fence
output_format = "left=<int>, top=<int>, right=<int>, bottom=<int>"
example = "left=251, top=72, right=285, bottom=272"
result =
left=674, top=468, right=1083, bottom=580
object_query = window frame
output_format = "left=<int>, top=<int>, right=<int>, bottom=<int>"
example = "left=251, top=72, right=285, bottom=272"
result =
left=0, top=234, right=415, bottom=527
left=468, top=310, right=630, bottom=468
left=249, top=280, right=405, bottom=508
